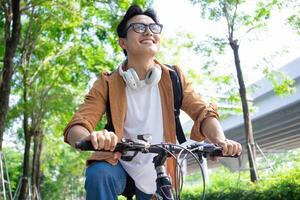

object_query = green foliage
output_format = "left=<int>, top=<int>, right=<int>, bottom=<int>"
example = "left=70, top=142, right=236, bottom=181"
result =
left=190, top=0, right=280, bottom=27
left=287, top=0, right=300, bottom=35
left=2, top=148, right=23, bottom=192
left=195, top=36, right=227, bottom=57
left=156, top=31, right=195, bottom=64
left=263, top=67, right=296, bottom=96
left=181, top=167, right=300, bottom=200
left=288, top=14, right=300, bottom=35
left=40, top=135, right=90, bottom=200
left=181, top=150, right=300, bottom=200
left=118, top=196, right=128, bottom=200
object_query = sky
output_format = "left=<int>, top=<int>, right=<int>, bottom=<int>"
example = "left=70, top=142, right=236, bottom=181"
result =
left=152, top=0, right=300, bottom=83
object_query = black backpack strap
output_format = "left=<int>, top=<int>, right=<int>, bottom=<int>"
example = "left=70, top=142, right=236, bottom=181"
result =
left=165, top=64, right=186, bottom=144
left=104, top=74, right=115, bottom=132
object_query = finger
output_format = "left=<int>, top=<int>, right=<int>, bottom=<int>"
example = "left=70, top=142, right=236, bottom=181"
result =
left=110, top=133, right=118, bottom=151
left=228, top=141, right=241, bottom=156
left=103, top=131, right=111, bottom=151
left=90, top=132, right=98, bottom=150
left=97, top=132, right=105, bottom=150
left=237, top=143, right=243, bottom=155
left=226, top=143, right=233, bottom=155
left=228, top=140, right=242, bottom=156
left=220, top=142, right=228, bottom=155
left=230, top=142, right=237, bottom=156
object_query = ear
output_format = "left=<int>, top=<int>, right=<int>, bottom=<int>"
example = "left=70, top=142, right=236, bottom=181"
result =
left=118, top=38, right=127, bottom=50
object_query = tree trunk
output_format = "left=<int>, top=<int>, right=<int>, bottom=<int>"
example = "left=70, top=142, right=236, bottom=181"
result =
left=31, top=129, right=43, bottom=200
left=19, top=59, right=31, bottom=200
left=19, top=132, right=32, bottom=200
left=18, top=7, right=42, bottom=199
left=0, top=0, right=22, bottom=150
left=19, top=137, right=32, bottom=200
left=229, top=39, right=259, bottom=182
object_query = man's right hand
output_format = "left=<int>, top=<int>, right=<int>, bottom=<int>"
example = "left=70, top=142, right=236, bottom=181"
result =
left=81, top=129, right=121, bottom=160
left=82, top=129, right=118, bottom=151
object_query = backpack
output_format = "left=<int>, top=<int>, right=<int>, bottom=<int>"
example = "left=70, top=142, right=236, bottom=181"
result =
left=104, top=64, right=186, bottom=199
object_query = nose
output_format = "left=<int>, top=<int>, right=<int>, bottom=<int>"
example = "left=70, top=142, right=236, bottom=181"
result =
left=143, top=26, right=153, bottom=36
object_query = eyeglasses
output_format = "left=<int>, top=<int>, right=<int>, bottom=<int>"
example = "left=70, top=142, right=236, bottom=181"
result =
left=126, top=23, right=163, bottom=34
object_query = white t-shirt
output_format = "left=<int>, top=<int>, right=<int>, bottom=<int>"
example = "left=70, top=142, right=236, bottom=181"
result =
left=119, top=81, right=164, bottom=194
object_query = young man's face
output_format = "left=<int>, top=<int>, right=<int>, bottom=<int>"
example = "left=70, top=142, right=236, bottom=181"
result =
left=119, top=15, right=161, bottom=57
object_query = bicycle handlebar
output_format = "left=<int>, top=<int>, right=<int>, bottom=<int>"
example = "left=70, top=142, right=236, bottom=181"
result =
left=75, top=139, right=239, bottom=158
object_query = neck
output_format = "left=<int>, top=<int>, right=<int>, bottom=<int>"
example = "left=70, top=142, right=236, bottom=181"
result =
left=126, top=55, right=155, bottom=80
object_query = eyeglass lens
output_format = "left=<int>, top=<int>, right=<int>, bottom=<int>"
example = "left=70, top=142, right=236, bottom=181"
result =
left=129, top=23, right=162, bottom=34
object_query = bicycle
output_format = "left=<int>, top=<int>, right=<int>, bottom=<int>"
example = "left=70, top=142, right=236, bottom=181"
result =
left=75, top=134, right=239, bottom=200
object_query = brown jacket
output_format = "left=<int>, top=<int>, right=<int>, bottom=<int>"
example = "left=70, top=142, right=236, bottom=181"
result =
left=63, top=60, right=219, bottom=178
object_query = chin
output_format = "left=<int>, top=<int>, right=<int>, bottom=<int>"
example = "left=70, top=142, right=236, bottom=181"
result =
left=146, top=47, right=158, bottom=54
left=136, top=48, right=157, bottom=57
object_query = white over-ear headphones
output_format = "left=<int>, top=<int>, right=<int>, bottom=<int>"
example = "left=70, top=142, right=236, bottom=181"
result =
left=118, top=61, right=162, bottom=89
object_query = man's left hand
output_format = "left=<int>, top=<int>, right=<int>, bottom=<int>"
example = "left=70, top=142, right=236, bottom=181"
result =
left=216, top=139, right=242, bottom=156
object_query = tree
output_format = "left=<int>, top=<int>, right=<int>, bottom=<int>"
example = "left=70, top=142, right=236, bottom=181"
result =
left=0, top=0, right=22, bottom=151
left=11, top=0, right=106, bottom=198
left=189, top=0, right=291, bottom=182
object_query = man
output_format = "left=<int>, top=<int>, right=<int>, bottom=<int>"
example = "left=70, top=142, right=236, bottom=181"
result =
left=63, top=5, right=242, bottom=200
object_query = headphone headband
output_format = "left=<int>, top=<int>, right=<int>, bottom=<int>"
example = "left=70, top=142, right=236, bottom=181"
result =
left=118, top=61, right=161, bottom=89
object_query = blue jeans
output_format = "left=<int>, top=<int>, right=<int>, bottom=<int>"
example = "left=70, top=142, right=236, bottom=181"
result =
left=85, top=161, right=153, bottom=200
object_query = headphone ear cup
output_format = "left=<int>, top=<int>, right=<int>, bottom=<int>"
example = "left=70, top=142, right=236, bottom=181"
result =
left=120, top=67, right=141, bottom=89
left=145, top=67, right=162, bottom=86
left=127, top=68, right=140, bottom=88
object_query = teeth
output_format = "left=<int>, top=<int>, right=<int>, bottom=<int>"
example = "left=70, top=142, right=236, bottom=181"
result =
left=141, top=39, right=154, bottom=43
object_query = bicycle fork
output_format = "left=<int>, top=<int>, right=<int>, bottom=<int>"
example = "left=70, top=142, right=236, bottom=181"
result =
left=153, top=149, right=175, bottom=200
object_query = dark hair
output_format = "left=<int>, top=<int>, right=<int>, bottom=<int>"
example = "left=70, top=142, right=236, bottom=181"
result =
left=117, top=5, right=159, bottom=56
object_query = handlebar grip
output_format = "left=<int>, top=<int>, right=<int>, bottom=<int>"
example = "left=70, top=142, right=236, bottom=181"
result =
left=189, top=143, right=240, bottom=158
left=75, top=140, right=127, bottom=152
left=210, top=149, right=240, bottom=158
left=209, top=148, right=223, bottom=157
left=75, top=140, right=95, bottom=151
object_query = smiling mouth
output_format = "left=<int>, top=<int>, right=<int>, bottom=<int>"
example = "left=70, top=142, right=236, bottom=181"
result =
left=140, top=39, right=156, bottom=44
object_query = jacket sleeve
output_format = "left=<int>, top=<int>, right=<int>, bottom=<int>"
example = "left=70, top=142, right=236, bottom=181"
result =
left=174, top=65, right=219, bottom=141
left=63, top=73, right=108, bottom=144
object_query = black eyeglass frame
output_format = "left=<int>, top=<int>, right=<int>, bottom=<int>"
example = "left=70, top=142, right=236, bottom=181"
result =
left=125, top=23, right=163, bottom=35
